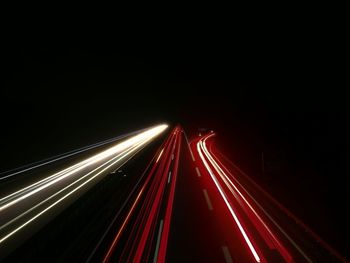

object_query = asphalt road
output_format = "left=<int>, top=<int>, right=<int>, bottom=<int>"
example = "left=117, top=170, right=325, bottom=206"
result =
left=165, top=132, right=347, bottom=263
left=1, top=125, right=348, bottom=263
left=97, top=125, right=182, bottom=263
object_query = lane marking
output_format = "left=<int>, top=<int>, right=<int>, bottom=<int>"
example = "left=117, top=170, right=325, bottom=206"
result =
left=189, top=148, right=195, bottom=161
left=96, top=136, right=173, bottom=263
left=167, top=171, right=172, bottom=184
left=206, top=142, right=292, bottom=262
left=195, top=167, right=201, bottom=177
left=203, top=189, right=213, bottom=210
left=133, top=131, right=178, bottom=262
left=222, top=246, right=234, bottom=263
left=153, top=220, right=164, bottom=263
left=102, top=187, right=145, bottom=263
left=183, top=131, right=195, bottom=161
left=157, top=129, right=182, bottom=263
left=217, top=152, right=345, bottom=263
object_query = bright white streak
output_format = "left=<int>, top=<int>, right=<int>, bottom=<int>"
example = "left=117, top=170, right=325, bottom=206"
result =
left=197, top=139, right=261, bottom=263
left=0, top=140, right=144, bottom=232
left=0, top=162, right=86, bottom=203
left=0, top=131, right=140, bottom=180
left=202, top=135, right=279, bottom=247
left=0, top=125, right=167, bottom=244
left=156, top=148, right=164, bottom=163
left=0, top=124, right=168, bottom=212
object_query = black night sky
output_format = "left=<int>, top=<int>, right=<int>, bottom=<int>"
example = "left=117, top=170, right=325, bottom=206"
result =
left=2, top=24, right=349, bottom=258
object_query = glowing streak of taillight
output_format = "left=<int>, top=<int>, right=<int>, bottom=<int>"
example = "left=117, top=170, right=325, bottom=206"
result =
left=203, top=136, right=274, bottom=238
left=102, top=132, right=175, bottom=262
left=197, top=140, right=261, bottom=263
left=203, top=136, right=293, bottom=262
left=133, top=130, right=177, bottom=262
left=157, top=129, right=181, bottom=263
left=102, top=188, right=145, bottom=263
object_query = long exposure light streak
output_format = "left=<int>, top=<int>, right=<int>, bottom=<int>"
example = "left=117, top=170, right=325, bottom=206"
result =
left=0, top=128, right=146, bottom=180
left=0, top=125, right=167, bottom=211
left=0, top=124, right=168, bottom=246
left=197, top=136, right=261, bottom=263
left=203, top=135, right=292, bottom=262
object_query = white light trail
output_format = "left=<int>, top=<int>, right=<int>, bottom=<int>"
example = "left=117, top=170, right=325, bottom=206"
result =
left=0, top=129, right=144, bottom=180
left=0, top=140, right=144, bottom=233
left=0, top=124, right=168, bottom=245
left=197, top=138, right=261, bottom=262
left=203, top=135, right=294, bottom=263
left=202, top=136, right=278, bottom=247
left=156, top=148, right=164, bottom=163
left=0, top=125, right=168, bottom=212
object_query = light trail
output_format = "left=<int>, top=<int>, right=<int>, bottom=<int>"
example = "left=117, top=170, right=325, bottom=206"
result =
left=157, top=128, right=181, bottom=263
left=0, top=124, right=168, bottom=247
left=102, top=187, right=145, bottom=263
left=0, top=140, right=145, bottom=233
left=156, top=148, right=164, bottom=163
left=0, top=143, right=142, bottom=244
left=0, top=128, right=147, bottom=180
left=113, top=130, right=177, bottom=262
left=203, top=136, right=293, bottom=262
left=197, top=137, right=262, bottom=263
left=0, top=125, right=168, bottom=212
left=118, top=127, right=178, bottom=263
left=97, top=133, right=175, bottom=263
left=133, top=143, right=173, bottom=262
left=0, top=162, right=84, bottom=204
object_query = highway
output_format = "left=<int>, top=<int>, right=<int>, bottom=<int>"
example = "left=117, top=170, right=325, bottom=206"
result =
left=166, top=132, right=347, bottom=263
left=0, top=124, right=168, bottom=261
left=0, top=125, right=348, bottom=262
left=95, top=125, right=182, bottom=263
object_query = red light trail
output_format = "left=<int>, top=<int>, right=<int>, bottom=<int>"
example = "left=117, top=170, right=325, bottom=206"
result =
left=102, top=126, right=182, bottom=263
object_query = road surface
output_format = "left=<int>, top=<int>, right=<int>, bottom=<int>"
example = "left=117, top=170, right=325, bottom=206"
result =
left=1, top=126, right=348, bottom=263
left=165, top=132, right=348, bottom=263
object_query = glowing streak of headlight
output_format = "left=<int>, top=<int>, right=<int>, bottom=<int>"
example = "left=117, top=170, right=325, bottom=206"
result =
left=0, top=124, right=168, bottom=244
left=0, top=124, right=168, bottom=212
